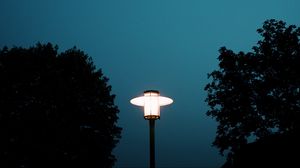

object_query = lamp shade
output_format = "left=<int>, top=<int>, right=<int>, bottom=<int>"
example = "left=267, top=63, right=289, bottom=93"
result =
left=130, top=90, right=173, bottom=120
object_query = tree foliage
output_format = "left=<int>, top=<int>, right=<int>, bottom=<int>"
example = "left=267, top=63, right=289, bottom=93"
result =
left=0, top=43, right=121, bottom=168
left=205, top=19, right=300, bottom=160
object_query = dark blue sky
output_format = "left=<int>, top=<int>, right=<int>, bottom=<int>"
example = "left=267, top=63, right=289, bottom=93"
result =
left=1, top=0, right=299, bottom=167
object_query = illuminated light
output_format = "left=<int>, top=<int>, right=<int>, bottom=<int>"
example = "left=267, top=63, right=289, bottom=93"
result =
left=130, top=90, right=173, bottom=120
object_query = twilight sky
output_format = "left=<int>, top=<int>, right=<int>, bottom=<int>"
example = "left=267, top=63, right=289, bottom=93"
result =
left=1, top=0, right=299, bottom=167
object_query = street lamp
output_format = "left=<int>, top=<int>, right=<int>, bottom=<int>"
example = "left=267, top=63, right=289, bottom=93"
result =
left=130, top=90, right=173, bottom=168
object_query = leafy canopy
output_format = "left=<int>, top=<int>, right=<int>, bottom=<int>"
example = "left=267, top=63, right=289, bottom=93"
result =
left=0, top=43, right=121, bottom=168
left=205, top=19, right=300, bottom=157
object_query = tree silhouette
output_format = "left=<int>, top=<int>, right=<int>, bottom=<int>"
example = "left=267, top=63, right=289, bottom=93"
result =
left=205, top=19, right=300, bottom=166
left=0, top=43, right=122, bottom=168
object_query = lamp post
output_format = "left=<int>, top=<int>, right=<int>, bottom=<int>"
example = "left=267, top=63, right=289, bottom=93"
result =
left=130, top=90, right=173, bottom=168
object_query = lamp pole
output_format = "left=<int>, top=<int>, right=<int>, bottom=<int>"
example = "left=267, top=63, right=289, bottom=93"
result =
left=149, top=119, right=155, bottom=168
left=130, top=90, right=173, bottom=168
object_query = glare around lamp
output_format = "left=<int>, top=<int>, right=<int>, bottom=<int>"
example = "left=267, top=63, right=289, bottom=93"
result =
left=130, top=90, right=173, bottom=120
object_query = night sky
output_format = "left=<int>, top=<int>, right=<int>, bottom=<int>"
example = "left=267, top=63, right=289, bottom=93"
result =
left=1, top=0, right=300, bottom=167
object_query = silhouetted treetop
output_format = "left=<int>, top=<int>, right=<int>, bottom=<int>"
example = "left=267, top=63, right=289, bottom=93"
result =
left=205, top=19, right=300, bottom=165
left=0, top=43, right=121, bottom=168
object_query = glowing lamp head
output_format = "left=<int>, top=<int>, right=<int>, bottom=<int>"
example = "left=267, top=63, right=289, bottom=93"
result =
left=130, top=90, right=173, bottom=120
